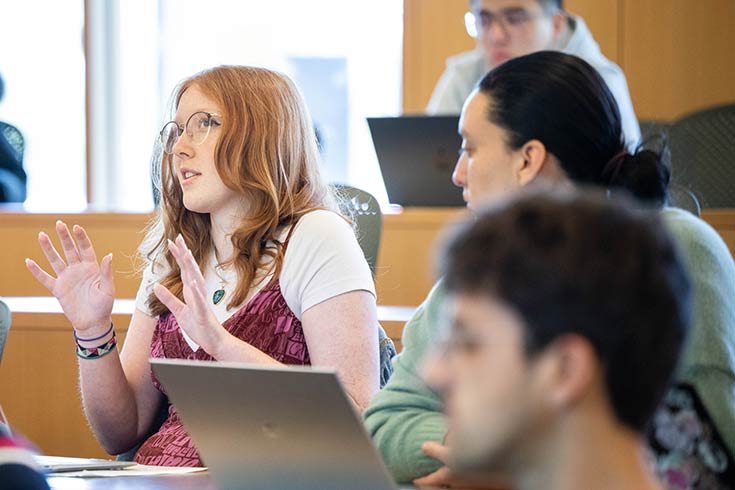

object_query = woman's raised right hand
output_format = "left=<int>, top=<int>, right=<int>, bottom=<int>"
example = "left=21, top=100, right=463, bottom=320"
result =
left=25, top=221, right=115, bottom=334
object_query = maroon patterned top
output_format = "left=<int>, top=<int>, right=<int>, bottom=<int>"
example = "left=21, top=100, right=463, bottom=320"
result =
left=133, top=280, right=310, bottom=467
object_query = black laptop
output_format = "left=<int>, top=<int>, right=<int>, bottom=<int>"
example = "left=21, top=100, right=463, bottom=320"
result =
left=368, top=115, right=464, bottom=207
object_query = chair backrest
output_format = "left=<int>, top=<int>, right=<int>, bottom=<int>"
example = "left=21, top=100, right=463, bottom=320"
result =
left=330, top=184, right=396, bottom=384
left=669, top=103, right=735, bottom=208
left=638, top=119, right=671, bottom=144
left=331, top=184, right=383, bottom=276
left=0, top=121, right=24, bottom=163
left=667, top=182, right=702, bottom=216
left=0, top=299, right=10, bottom=366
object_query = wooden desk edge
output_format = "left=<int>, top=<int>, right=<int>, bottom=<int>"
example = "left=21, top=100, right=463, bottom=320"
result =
left=2, top=297, right=416, bottom=330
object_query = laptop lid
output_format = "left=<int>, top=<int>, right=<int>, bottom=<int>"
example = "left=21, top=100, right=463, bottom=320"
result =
left=150, top=359, right=401, bottom=490
left=368, top=115, right=464, bottom=207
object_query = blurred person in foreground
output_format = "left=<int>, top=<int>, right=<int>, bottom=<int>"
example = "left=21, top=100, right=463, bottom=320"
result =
left=422, top=190, right=690, bottom=490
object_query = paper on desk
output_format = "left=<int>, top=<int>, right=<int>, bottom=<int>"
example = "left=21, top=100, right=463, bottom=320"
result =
left=50, top=463, right=207, bottom=477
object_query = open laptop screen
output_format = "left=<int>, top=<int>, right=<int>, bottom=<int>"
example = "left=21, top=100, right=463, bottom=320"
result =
left=368, top=115, right=464, bottom=207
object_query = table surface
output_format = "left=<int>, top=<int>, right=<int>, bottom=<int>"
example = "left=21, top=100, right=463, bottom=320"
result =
left=48, top=473, right=216, bottom=490
left=47, top=473, right=422, bottom=490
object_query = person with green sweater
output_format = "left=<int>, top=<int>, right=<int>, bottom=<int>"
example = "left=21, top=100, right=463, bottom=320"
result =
left=364, top=51, right=735, bottom=489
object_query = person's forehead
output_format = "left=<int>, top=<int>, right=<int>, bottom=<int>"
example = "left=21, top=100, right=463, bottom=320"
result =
left=461, top=91, right=493, bottom=135
left=450, top=293, right=523, bottom=336
left=175, top=86, right=220, bottom=118
left=473, top=0, right=543, bottom=11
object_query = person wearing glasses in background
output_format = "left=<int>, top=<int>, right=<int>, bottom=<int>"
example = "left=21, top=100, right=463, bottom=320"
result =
left=428, top=0, right=641, bottom=148
left=26, top=66, right=380, bottom=467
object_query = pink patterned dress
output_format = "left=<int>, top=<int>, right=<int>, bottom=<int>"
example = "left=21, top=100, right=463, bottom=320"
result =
left=133, top=278, right=310, bottom=467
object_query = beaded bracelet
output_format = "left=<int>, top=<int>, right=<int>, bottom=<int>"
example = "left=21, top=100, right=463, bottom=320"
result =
left=76, top=330, right=118, bottom=360
left=74, top=322, right=114, bottom=343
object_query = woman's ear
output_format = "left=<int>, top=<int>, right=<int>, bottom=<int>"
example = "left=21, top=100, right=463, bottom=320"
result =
left=516, top=139, right=548, bottom=187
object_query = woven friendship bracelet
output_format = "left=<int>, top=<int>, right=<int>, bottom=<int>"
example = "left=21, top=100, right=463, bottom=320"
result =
left=76, top=331, right=118, bottom=360
left=74, top=322, right=114, bottom=343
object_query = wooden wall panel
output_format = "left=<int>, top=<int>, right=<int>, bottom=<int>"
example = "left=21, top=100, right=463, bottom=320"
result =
left=622, top=0, right=735, bottom=120
left=403, top=0, right=475, bottom=113
left=0, top=210, right=150, bottom=299
left=565, top=0, right=620, bottom=64
left=0, top=208, right=462, bottom=310
left=0, top=307, right=408, bottom=459
left=0, top=314, right=130, bottom=458
left=376, top=208, right=467, bottom=306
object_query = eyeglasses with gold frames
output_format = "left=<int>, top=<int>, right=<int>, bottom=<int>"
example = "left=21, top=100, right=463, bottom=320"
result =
left=159, top=111, right=222, bottom=155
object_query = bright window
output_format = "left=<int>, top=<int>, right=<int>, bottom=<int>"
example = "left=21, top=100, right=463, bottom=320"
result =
left=111, top=0, right=403, bottom=210
left=0, top=1, right=86, bottom=211
left=1, top=1, right=402, bottom=211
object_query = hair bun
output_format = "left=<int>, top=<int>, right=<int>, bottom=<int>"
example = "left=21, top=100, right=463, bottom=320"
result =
left=607, top=148, right=670, bottom=206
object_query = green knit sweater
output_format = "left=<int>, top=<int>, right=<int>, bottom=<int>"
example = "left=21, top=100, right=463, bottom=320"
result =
left=363, top=207, right=735, bottom=483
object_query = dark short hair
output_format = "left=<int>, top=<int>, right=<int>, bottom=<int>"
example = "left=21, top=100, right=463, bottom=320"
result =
left=440, top=190, right=691, bottom=432
left=477, top=51, right=668, bottom=206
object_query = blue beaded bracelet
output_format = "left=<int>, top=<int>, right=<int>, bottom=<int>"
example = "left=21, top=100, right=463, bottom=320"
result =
left=74, top=322, right=114, bottom=343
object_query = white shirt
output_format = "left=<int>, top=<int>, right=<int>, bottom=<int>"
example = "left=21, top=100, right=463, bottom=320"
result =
left=135, top=210, right=376, bottom=351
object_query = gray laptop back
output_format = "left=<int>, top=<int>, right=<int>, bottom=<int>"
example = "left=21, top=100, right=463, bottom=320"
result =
left=151, top=359, right=400, bottom=490
left=368, top=115, right=464, bottom=207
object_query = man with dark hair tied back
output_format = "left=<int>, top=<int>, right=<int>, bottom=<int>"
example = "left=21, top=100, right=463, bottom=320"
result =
left=422, top=190, right=692, bottom=490
left=365, top=51, right=735, bottom=489
left=428, top=0, right=641, bottom=148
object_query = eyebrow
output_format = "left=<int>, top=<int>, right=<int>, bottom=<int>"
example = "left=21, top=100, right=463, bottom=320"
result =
left=173, top=111, right=220, bottom=126
left=478, top=7, right=528, bottom=16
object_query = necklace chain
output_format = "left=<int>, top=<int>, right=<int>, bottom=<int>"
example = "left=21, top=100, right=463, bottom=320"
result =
left=212, top=261, right=228, bottom=305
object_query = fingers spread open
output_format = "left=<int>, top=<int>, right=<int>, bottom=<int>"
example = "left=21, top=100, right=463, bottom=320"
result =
left=55, top=221, right=81, bottom=264
left=38, top=231, right=68, bottom=276
left=25, top=258, right=56, bottom=292
left=73, top=225, right=98, bottom=263
left=153, top=283, right=185, bottom=317
left=99, top=253, right=114, bottom=292
left=189, top=279, right=211, bottom=313
left=168, top=237, right=206, bottom=292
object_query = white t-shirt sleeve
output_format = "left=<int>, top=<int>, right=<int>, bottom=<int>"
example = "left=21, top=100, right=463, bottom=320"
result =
left=134, top=257, right=170, bottom=317
left=279, top=210, right=376, bottom=320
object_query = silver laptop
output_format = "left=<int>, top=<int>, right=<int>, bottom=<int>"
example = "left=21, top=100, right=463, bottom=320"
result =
left=151, top=358, right=412, bottom=490
left=368, top=115, right=464, bottom=207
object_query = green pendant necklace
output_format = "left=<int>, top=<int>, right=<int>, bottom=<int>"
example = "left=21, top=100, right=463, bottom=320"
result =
left=212, top=288, right=225, bottom=305
left=212, top=264, right=227, bottom=305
